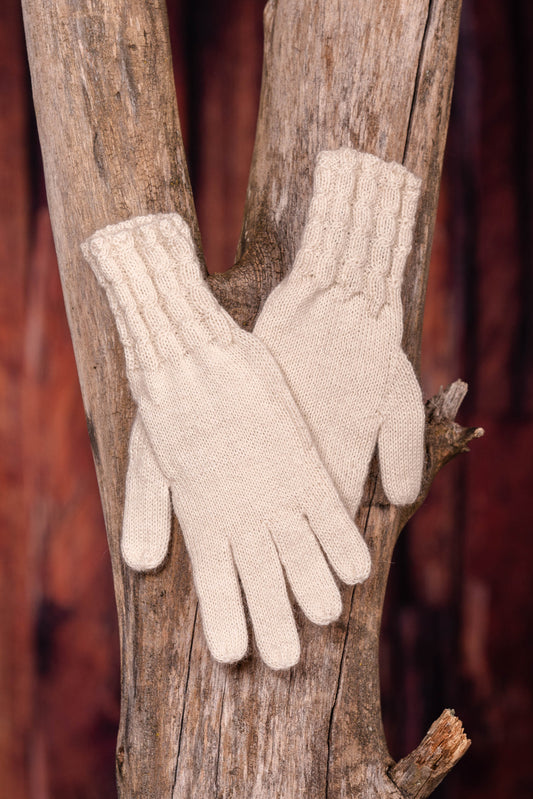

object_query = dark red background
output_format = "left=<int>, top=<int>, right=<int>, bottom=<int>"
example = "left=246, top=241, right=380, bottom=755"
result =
left=1, top=0, right=532, bottom=796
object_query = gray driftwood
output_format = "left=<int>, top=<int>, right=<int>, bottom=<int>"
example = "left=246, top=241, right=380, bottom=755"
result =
left=21, top=0, right=477, bottom=796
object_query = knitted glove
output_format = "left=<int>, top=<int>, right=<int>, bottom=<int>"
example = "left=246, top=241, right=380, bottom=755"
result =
left=82, top=215, right=371, bottom=670
left=255, top=149, right=425, bottom=516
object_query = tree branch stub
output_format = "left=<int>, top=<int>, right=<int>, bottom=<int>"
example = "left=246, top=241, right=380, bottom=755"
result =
left=390, top=709, right=472, bottom=799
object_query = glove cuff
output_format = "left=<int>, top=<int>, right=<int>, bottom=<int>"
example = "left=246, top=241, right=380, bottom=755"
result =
left=294, top=148, right=421, bottom=314
left=81, top=214, right=233, bottom=380
left=81, top=213, right=203, bottom=289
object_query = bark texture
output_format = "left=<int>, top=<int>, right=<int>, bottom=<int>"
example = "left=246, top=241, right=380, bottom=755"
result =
left=390, top=709, right=471, bottom=798
left=21, top=0, right=476, bottom=796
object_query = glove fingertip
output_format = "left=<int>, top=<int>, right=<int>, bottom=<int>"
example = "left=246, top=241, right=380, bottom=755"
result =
left=337, top=537, right=372, bottom=585
left=207, top=628, right=249, bottom=665
left=259, top=635, right=300, bottom=671
left=121, top=531, right=169, bottom=572
left=383, top=476, right=422, bottom=507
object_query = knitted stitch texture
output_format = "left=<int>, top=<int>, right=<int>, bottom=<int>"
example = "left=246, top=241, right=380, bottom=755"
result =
left=81, top=214, right=371, bottom=670
left=255, top=149, right=425, bottom=516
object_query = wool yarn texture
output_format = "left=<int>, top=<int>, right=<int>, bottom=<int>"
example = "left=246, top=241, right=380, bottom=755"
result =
left=255, top=148, right=425, bottom=516
left=81, top=214, right=371, bottom=670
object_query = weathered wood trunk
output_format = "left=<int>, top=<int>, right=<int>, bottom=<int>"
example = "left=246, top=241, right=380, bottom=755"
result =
left=21, top=0, right=477, bottom=796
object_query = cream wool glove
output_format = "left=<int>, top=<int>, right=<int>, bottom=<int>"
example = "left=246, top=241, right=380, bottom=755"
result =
left=82, top=214, right=371, bottom=670
left=255, top=149, right=425, bottom=515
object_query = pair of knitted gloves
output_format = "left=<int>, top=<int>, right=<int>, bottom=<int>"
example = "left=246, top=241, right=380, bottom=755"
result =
left=82, top=149, right=425, bottom=670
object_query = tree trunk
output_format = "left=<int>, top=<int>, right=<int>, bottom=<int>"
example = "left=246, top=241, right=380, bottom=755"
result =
left=21, top=0, right=478, bottom=796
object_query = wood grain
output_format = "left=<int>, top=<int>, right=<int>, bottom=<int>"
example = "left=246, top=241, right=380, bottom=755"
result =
left=20, top=0, right=472, bottom=796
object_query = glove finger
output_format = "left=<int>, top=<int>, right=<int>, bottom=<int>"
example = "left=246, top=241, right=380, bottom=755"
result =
left=378, top=352, right=425, bottom=505
left=270, top=516, right=341, bottom=625
left=186, top=535, right=248, bottom=665
left=304, top=481, right=371, bottom=585
left=231, top=528, right=300, bottom=670
left=121, top=415, right=172, bottom=571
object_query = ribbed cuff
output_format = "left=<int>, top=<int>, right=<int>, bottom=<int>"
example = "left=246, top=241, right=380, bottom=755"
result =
left=81, top=213, right=201, bottom=291
left=293, top=148, right=421, bottom=312
left=81, top=214, right=233, bottom=378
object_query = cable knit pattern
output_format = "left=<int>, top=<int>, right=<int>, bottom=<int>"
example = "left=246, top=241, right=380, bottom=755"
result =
left=254, top=148, right=425, bottom=516
left=81, top=213, right=371, bottom=670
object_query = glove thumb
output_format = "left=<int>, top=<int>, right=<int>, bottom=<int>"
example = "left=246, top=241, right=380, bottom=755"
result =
left=121, top=414, right=172, bottom=570
left=377, top=352, right=425, bottom=506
